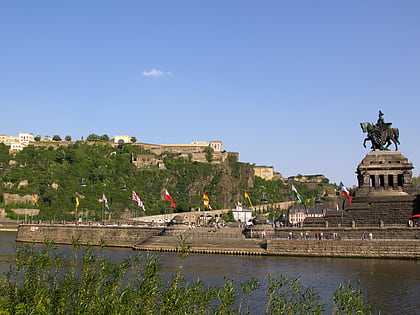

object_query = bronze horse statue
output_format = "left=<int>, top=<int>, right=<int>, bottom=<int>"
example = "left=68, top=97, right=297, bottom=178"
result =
left=360, top=122, right=400, bottom=151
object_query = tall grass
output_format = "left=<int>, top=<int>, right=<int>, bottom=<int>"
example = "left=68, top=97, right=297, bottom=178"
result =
left=0, top=242, right=374, bottom=314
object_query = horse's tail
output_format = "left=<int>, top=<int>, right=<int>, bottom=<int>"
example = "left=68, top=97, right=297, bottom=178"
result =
left=393, top=128, right=400, bottom=144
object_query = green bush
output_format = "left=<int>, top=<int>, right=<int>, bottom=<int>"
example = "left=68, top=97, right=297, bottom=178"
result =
left=0, top=244, right=374, bottom=314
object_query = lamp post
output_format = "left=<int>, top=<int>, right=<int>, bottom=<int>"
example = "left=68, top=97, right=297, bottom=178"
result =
left=79, top=179, right=87, bottom=223
left=121, top=182, right=135, bottom=219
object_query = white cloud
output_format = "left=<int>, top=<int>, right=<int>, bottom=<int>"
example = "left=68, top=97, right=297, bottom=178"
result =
left=142, top=68, right=172, bottom=77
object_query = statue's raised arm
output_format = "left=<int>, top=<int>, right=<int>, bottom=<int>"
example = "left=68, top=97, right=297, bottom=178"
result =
left=360, top=111, right=400, bottom=151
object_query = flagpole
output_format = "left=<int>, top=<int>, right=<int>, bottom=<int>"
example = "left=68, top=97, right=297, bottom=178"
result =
left=164, top=190, right=167, bottom=227
left=131, top=197, right=134, bottom=219
left=75, top=195, right=77, bottom=224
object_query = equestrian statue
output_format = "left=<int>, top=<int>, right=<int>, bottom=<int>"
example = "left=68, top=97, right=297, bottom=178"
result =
left=360, top=111, right=400, bottom=151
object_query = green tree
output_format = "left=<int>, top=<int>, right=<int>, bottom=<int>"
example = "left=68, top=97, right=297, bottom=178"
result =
left=65, top=135, right=72, bottom=142
left=204, top=146, right=214, bottom=162
left=52, top=135, right=62, bottom=141
left=101, top=134, right=110, bottom=141
left=86, top=134, right=101, bottom=142
left=222, top=210, right=235, bottom=222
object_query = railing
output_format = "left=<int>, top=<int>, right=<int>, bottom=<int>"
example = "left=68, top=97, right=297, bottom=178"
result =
left=162, top=230, right=245, bottom=239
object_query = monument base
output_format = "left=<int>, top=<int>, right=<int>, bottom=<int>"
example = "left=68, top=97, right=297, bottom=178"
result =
left=306, top=151, right=420, bottom=227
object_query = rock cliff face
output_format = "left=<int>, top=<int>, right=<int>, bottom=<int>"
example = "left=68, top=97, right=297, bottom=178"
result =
left=215, top=160, right=255, bottom=208
left=3, top=193, right=33, bottom=205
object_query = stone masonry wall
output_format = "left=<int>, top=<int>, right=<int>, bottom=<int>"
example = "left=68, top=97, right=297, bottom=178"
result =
left=16, top=225, right=165, bottom=247
left=267, top=239, right=420, bottom=259
left=272, top=227, right=420, bottom=240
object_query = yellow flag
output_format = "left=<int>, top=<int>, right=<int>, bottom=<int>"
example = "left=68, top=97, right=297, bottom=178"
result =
left=244, top=190, right=253, bottom=207
left=203, top=192, right=212, bottom=209
left=75, top=197, right=79, bottom=211
left=32, top=194, right=39, bottom=206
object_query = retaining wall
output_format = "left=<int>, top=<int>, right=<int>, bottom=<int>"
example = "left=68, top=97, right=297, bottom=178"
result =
left=271, top=227, right=420, bottom=240
left=267, top=239, right=420, bottom=259
left=16, top=224, right=164, bottom=247
left=15, top=224, right=420, bottom=259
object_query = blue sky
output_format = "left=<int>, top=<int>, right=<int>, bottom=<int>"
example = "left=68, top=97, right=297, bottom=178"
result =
left=1, top=1, right=420, bottom=187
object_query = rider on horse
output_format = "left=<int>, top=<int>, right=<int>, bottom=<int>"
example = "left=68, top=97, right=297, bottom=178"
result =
left=361, top=111, right=400, bottom=151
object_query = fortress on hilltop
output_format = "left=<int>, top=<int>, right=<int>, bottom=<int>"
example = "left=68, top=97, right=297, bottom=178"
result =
left=0, top=133, right=282, bottom=181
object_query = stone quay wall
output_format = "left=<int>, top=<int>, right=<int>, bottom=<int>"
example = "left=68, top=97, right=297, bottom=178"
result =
left=267, top=239, right=420, bottom=259
left=15, top=224, right=420, bottom=259
left=16, top=224, right=164, bottom=247
left=271, top=227, right=420, bottom=240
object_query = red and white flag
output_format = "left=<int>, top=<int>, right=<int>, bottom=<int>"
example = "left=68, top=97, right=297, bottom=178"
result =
left=237, top=201, right=243, bottom=211
left=340, top=182, right=352, bottom=205
left=102, top=193, right=110, bottom=211
left=132, top=191, right=146, bottom=211
left=165, top=189, right=177, bottom=208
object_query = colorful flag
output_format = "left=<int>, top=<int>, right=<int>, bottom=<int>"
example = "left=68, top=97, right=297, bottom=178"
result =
left=340, top=182, right=352, bottom=205
left=236, top=201, right=243, bottom=211
left=244, top=190, right=254, bottom=207
left=32, top=194, right=39, bottom=206
left=75, top=196, right=79, bottom=211
left=132, top=191, right=146, bottom=211
left=165, top=189, right=176, bottom=208
left=291, top=184, right=305, bottom=204
left=102, top=193, right=110, bottom=211
left=203, top=192, right=212, bottom=209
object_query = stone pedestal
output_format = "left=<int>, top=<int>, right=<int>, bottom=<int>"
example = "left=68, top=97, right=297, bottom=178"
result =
left=310, top=151, right=420, bottom=227
left=348, top=151, right=418, bottom=226
left=356, top=151, right=413, bottom=197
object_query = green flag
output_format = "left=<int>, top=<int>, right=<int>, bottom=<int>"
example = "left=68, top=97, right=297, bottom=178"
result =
left=291, top=184, right=305, bottom=204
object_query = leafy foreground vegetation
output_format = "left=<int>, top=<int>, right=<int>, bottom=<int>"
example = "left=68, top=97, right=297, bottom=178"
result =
left=0, top=243, right=374, bottom=314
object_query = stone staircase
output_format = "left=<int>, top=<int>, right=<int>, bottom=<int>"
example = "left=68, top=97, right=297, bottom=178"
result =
left=133, top=226, right=267, bottom=255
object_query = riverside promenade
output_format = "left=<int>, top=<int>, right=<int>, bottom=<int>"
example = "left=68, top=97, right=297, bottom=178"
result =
left=15, top=223, right=420, bottom=259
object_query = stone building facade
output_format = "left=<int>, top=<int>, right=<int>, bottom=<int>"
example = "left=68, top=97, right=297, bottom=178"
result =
left=254, top=166, right=274, bottom=180
left=356, top=151, right=413, bottom=196
left=0, top=133, right=34, bottom=152
left=138, top=141, right=223, bottom=155
left=114, top=135, right=132, bottom=144
left=131, top=154, right=166, bottom=169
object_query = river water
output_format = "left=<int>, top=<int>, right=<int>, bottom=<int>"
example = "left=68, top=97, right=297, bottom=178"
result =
left=1, top=231, right=419, bottom=314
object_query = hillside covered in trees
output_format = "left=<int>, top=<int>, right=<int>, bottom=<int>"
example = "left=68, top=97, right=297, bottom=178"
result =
left=0, top=142, right=334, bottom=221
